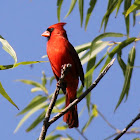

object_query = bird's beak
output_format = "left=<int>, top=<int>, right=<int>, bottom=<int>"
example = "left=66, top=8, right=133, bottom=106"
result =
left=41, top=31, right=50, bottom=37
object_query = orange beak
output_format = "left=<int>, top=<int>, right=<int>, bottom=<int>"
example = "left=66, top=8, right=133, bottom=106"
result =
left=41, top=31, right=50, bottom=37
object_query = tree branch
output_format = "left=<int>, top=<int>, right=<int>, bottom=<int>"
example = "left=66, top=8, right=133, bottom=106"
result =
left=39, top=58, right=115, bottom=140
left=39, top=64, right=72, bottom=140
left=48, top=58, right=115, bottom=126
left=114, top=113, right=140, bottom=140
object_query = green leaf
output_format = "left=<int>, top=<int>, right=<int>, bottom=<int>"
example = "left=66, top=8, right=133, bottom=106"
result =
left=115, top=46, right=136, bottom=110
left=90, top=32, right=125, bottom=54
left=50, top=76, right=55, bottom=85
left=56, top=125, right=67, bottom=130
left=17, top=79, right=48, bottom=94
left=82, top=104, right=98, bottom=133
left=92, top=104, right=98, bottom=117
left=66, top=134, right=74, bottom=140
left=0, top=61, right=48, bottom=70
left=55, top=96, right=65, bottom=106
left=26, top=111, right=45, bottom=132
left=82, top=114, right=94, bottom=133
left=81, top=41, right=109, bottom=65
left=133, top=10, right=136, bottom=26
left=116, top=0, right=123, bottom=17
left=57, top=0, right=64, bottom=22
left=42, top=71, right=47, bottom=87
left=17, top=95, right=47, bottom=116
left=77, top=85, right=84, bottom=97
left=65, top=0, right=77, bottom=18
left=45, top=134, right=62, bottom=140
left=124, top=0, right=131, bottom=37
left=75, top=42, right=91, bottom=54
left=85, top=56, right=96, bottom=114
left=117, top=51, right=126, bottom=76
left=125, top=0, right=140, bottom=17
left=85, top=53, right=107, bottom=78
left=78, top=0, right=84, bottom=27
left=0, top=82, right=19, bottom=110
left=101, top=37, right=136, bottom=71
left=136, top=11, right=140, bottom=16
left=100, top=0, right=118, bottom=32
left=0, top=35, right=17, bottom=67
left=85, top=0, right=97, bottom=30
left=133, top=138, right=140, bottom=140
left=31, top=87, right=42, bottom=93
left=14, top=101, right=47, bottom=133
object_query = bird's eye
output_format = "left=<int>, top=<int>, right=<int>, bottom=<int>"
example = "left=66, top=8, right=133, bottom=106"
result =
left=47, top=28, right=54, bottom=33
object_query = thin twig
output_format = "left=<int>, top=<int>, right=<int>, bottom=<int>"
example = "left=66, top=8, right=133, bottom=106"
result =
left=39, top=64, right=72, bottom=140
left=97, top=109, right=119, bottom=132
left=114, top=113, right=140, bottom=140
left=105, top=130, right=140, bottom=140
left=75, top=128, right=88, bottom=140
left=48, top=58, right=115, bottom=126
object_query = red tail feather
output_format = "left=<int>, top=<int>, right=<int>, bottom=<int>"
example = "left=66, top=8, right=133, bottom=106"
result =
left=63, top=85, right=79, bottom=128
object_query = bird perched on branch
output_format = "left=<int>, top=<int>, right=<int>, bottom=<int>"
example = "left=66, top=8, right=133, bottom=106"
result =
left=42, top=22, right=84, bottom=128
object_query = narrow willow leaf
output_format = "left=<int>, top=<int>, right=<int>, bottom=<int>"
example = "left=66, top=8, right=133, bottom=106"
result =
left=17, top=95, right=47, bottom=116
left=55, top=96, right=65, bottom=106
left=85, top=53, right=107, bottom=78
left=56, top=125, right=67, bottom=130
left=82, top=115, right=94, bottom=133
left=0, top=82, right=19, bottom=110
left=50, top=76, right=55, bottom=85
left=31, top=87, right=42, bottom=93
left=124, top=0, right=131, bottom=37
left=133, top=10, right=136, bottom=26
left=101, top=37, right=136, bottom=72
left=115, top=46, right=135, bottom=110
left=0, top=35, right=17, bottom=66
left=117, top=51, right=126, bottom=76
left=100, top=0, right=118, bottom=31
left=133, top=138, right=140, bottom=140
left=92, top=104, right=98, bottom=117
left=65, top=0, right=77, bottom=18
left=17, top=79, right=48, bottom=94
left=14, top=101, right=47, bottom=133
left=79, top=105, right=86, bottom=117
left=0, top=61, right=48, bottom=70
left=45, top=134, right=62, bottom=140
left=85, top=0, right=97, bottom=30
left=42, top=71, right=47, bottom=87
left=75, top=42, right=91, bottom=54
left=136, top=11, right=140, bottom=16
left=125, top=0, right=140, bottom=17
left=85, top=56, right=96, bottom=113
left=116, top=0, right=123, bottom=17
left=66, top=134, right=74, bottom=140
left=26, top=111, right=45, bottom=132
left=91, top=32, right=125, bottom=50
left=57, top=0, right=63, bottom=22
left=77, top=85, right=84, bottom=97
left=78, top=0, right=84, bottom=27
left=81, top=41, right=109, bottom=65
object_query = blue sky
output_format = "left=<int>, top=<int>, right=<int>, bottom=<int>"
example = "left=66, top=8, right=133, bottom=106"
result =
left=0, top=0, right=140, bottom=140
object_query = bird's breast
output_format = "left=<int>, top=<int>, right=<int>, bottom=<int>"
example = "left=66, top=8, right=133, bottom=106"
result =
left=47, top=37, right=77, bottom=79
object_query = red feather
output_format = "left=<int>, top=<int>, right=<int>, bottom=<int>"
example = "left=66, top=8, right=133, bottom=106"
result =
left=42, top=23, right=84, bottom=128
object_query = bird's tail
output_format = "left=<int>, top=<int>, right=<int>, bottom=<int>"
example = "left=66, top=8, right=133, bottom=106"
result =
left=63, top=86, right=78, bottom=128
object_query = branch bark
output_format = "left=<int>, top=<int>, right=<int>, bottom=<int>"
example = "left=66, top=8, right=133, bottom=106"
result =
left=39, top=64, right=71, bottom=140
left=114, top=113, right=140, bottom=140
left=39, top=58, right=115, bottom=140
left=48, top=58, right=115, bottom=126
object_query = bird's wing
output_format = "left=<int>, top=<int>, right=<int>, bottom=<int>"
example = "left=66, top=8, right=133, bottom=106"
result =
left=65, top=40, right=84, bottom=87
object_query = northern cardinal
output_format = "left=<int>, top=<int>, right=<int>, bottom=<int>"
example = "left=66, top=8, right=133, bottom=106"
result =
left=42, top=22, right=84, bottom=128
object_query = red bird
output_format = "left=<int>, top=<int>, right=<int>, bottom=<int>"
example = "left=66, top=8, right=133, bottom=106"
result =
left=42, top=23, right=84, bottom=128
